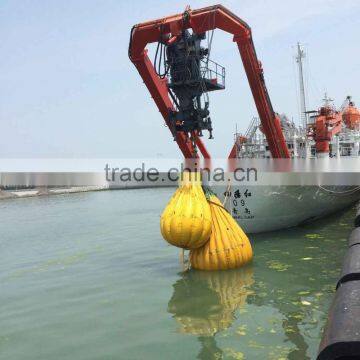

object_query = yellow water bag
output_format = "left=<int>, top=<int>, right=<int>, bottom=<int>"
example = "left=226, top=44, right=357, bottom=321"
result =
left=190, top=190, right=253, bottom=270
left=160, top=171, right=212, bottom=249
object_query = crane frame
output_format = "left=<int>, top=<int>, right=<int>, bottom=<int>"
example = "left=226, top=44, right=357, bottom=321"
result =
left=128, top=4, right=290, bottom=159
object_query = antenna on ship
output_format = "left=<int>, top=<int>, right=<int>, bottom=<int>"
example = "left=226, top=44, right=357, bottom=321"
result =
left=295, top=42, right=308, bottom=128
left=323, top=92, right=334, bottom=107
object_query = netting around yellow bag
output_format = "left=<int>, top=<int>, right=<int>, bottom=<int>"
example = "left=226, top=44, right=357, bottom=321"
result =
left=190, top=188, right=253, bottom=270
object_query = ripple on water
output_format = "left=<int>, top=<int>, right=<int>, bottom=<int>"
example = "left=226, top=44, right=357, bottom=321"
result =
left=0, top=190, right=355, bottom=360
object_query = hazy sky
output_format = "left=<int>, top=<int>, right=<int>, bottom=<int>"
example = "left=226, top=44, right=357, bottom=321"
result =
left=1, top=0, right=360, bottom=158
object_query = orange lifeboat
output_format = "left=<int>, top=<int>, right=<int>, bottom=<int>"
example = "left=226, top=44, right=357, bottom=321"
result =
left=342, top=102, right=360, bottom=130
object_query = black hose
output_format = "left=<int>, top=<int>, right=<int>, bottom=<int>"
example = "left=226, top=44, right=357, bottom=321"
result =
left=153, top=25, right=169, bottom=79
left=128, top=25, right=136, bottom=61
left=159, top=41, right=163, bottom=76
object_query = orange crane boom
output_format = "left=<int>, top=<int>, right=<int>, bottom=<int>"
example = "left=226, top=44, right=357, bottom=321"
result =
left=129, top=4, right=290, bottom=159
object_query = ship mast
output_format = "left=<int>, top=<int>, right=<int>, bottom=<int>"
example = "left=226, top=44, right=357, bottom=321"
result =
left=323, top=92, right=334, bottom=107
left=296, top=42, right=307, bottom=128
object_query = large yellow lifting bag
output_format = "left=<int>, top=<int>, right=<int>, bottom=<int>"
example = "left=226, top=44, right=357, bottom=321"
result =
left=160, top=172, right=212, bottom=249
left=190, top=189, right=253, bottom=270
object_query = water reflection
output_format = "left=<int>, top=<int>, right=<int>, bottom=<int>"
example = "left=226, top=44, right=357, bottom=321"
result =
left=166, top=209, right=352, bottom=359
left=197, top=337, right=223, bottom=360
left=167, top=254, right=332, bottom=359
left=168, top=267, right=254, bottom=358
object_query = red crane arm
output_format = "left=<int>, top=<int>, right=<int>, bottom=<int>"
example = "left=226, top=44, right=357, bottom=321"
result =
left=129, top=4, right=290, bottom=159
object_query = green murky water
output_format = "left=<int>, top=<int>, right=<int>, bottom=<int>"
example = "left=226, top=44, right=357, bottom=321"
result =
left=0, top=189, right=355, bottom=359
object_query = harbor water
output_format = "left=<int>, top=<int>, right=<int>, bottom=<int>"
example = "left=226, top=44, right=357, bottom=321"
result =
left=0, top=189, right=355, bottom=359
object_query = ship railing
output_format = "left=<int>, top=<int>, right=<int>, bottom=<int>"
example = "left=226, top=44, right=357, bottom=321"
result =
left=245, top=117, right=260, bottom=140
left=167, top=58, right=225, bottom=89
left=200, top=59, right=225, bottom=88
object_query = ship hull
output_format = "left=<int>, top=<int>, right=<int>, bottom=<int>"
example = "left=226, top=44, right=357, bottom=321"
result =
left=212, top=184, right=360, bottom=233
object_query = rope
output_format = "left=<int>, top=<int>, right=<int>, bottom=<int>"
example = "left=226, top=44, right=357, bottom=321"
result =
left=222, top=182, right=231, bottom=206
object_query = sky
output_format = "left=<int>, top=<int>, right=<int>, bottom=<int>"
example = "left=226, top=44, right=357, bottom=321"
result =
left=1, top=0, right=360, bottom=159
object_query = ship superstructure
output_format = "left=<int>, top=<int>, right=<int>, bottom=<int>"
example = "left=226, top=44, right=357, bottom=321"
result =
left=224, top=44, right=360, bottom=232
left=233, top=98, right=360, bottom=159
left=233, top=45, right=360, bottom=160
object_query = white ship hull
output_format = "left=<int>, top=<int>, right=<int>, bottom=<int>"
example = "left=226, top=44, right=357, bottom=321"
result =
left=213, top=184, right=360, bottom=233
